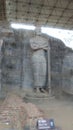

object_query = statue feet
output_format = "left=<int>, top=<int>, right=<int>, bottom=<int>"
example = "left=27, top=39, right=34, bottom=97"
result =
left=39, top=88, right=45, bottom=93
left=33, top=87, right=49, bottom=93
left=33, top=87, right=46, bottom=93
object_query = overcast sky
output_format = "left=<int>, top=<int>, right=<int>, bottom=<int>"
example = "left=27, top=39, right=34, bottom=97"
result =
left=41, top=27, right=73, bottom=49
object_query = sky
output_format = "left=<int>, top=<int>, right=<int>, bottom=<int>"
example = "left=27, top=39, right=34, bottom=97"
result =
left=41, top=27, right=73, bottom=49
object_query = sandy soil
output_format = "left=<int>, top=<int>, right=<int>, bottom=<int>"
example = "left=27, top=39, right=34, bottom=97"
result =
left=33, top=98, right=73, bottom=130
left=0, top=92, right=73, bottom=130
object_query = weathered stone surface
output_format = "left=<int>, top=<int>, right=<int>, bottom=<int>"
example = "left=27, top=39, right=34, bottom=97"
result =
left=1, top=30, right=73, bottom=96
left=49, top=37, right=73, bottom=95
left=48, top=37, right=66, bottom=95
left=30, top=35, right=48, bottom=50
left=30, top=35, right=49, bottom=88
left=62, top=52, right=73, bottom=94
left=1, top=37, right=22, bottom=90
left=0, top=40, right=3, bottom=91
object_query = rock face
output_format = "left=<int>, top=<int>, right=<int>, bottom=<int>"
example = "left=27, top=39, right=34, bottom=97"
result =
left=49, top=37, right=66, bottom=95
left=1, top=37, right=22, bottom=90
left=62, top=52, right=73, bottom=94
left=0, top=40, right=3, bottom=91
left=1, top=31, right=73, bottom=95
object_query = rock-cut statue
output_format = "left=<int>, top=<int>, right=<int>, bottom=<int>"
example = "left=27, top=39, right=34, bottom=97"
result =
left=30, top=35, right=48, bottom=92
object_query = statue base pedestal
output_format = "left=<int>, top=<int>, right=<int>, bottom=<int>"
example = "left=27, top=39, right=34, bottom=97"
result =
left=22, top=88, right=55, bottom=103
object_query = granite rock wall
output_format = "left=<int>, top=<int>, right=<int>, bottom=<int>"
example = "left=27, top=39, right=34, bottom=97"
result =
left=1, top=31, right=73, bottom=95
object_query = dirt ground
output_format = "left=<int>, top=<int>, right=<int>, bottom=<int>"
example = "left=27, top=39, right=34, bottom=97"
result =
left=33, top=97, right=73, bottom=130
left=0, top=92, right=73, bottom=130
